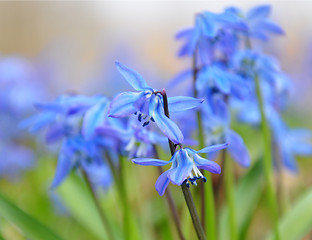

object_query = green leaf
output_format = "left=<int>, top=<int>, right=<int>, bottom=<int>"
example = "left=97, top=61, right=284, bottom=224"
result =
left=219, top=160, right=264, bottom=239
left=0, top=192, right=63, bottom=240
left=57, top=173, right=117, bottom=240
left=267, top=188, right=312, bottom=240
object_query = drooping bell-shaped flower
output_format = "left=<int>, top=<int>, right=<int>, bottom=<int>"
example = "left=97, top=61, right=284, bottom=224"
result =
left=132, top=143, right=227, bottom=195
left=108, top=61, right=203, bottom=144
left=97, top=116, right=167, bottom=158
left=225, top=5, right=284, bottom=41
left=270, top=111, right=312, bottom=172
left=203, top=97, right=250, bottom=168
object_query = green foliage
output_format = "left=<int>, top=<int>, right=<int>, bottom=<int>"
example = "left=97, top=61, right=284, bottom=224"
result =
left=219, top=160, right=264, bottom=240
left=0, top=192, right=63, bottom=240
left=57, top=173, right=120, bottom=240
left=267, top=188, right=312, bottom=240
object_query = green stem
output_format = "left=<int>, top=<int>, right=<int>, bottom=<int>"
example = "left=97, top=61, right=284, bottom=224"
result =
left=274, top=140, right=290, bottom=215
left=181, top=185, right=206, bottom=240
left=105, top=152, right=132, bottom=240
left=254, top=74, right=280, bottom=240
left=223, top=150, right=237, bottom=240
left=81, top=169, right=115, bottom=240
left=196, top=111, right=217, bottom=240
left=161, top=89, right=206, bottom=240
left=154, top=146, right=185, bottom=240
left=193, top=48, right=216, bottom=240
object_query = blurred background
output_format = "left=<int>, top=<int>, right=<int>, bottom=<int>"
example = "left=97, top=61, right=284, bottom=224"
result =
left=1, top=1, right=312, bottom=100
left=1, top=1, right=312, bottom=240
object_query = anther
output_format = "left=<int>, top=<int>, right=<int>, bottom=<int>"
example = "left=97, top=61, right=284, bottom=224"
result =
left=138, top=113, right=142, bottom=122
left=142, top=121, right=150, bottom=127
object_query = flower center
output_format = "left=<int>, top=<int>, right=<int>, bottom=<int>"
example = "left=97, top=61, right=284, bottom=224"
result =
left=182, top=159, right=207, bottom=188
left=134, top=111, right=155, bottom=127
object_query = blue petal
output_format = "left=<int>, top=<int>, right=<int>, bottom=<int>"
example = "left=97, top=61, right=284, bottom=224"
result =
left=155, top=171, right=170, bottom=196
left=290, top=129, right=312, bottom=139
left=291, top=142, right=312, bottom=156
left=214, top=98, right=231, bottom=126
left=132, top=158, right=172, bottom=166
left=19, top=112, right=56, bottom=133
left=45, top=124, right=65, bottom=143
left=34, top=102, right=64, bottom=112
left=258, top=20, right=284, bottom=35
left=211, top=67, right=231, bottom=94
left=168, top=96, right=204, bottom=113
left=150, top=95, right=184, bottom=144
left=115, top=61, right=149, bottom=91
left=227, top=130, right=250, bottom=168
left=281, top=150, right=298, bottom=173
left=247, top=5, right=271, bottom=21
left=167, top=149, right=193, bottom=185
left=196, top=143, right=228, bottom=154
left=108, top=91, right=143, bottom=118
left=82, top=99, right=108, bottom=140
left=50, top=142, right=73, bottom=189
left=175, top=28, right=193, bottom=39
left=167, top=69, right=192, bottom=89
left=193, top=154, right=221, bottom=174
left=96, top=125, right=131, bottom=141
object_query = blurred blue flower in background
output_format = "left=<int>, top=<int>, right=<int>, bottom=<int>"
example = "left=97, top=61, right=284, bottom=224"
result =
left=22, top=94, right=117, bottom=190
left=270, top=112, right=312, bottom=172
left=203, top=97, right=250, bottom=167
left=0, top=56, right=48, bottom=180
left=226, top=5, right=284, bottom=41
left=97, top=116, right=167, bottom=158
left=0, top=144, right=35, bottom=180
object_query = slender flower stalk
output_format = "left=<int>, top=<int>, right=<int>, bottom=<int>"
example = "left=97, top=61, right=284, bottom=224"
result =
left=160, top=89, right=206, bottom=240
left=81, top=169, right=115, bottom=240
left=223, top=149, right=237, bottom=240
left=104, top=152, right=135, bottom=240
left=153, top=145, right=185, bottom=240
left=274, top=142, right=289, bottom=215
left=254, top=74, right=280, bottom=240
left=192, top=50, right=217, bottom=240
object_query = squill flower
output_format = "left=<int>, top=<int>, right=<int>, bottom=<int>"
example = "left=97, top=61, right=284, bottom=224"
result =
left=108, top=61, right=204, bottom=144
left=132, top=143, right=227, bottom=195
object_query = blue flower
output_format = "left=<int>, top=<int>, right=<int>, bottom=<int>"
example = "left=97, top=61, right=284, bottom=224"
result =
left=270, top=112, right=312, bottom=172
left=176, top=11, right=246, bottom=59
left=225, top=5, right=284, bottom=41
left=196, top=64, right=250, bottom=100
left=22, top=94, right=117, bottom=189
left=97, top=116, right=167, bottom=158
left=203, top=97, right=250, bottom=168
left=108, top=61, right=203, bottom=144
left=50, top=135, right=115, bottom=189
left=0, top=144, right=35, bottom=180
left=132, top=143, right=227, bottom=195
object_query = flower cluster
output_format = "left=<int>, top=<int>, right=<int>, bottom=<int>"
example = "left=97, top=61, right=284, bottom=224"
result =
left=172, top=4, right=312, bottom=172
left=22, top=5, right=312, bottom=200
left=22, top=94, right=116, bottom=189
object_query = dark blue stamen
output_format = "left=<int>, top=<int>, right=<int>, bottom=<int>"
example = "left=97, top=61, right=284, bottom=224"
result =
left=142, top=121, right=150, bottom=127
left=189, top=177, right=199, bottom=186
left=202, top=176, right=207, bottom=182
left=134, top=112, right=137, bottom=115
left=151, top=117, right=155, bottom=122
left=138, top=113, right=142, bottom=122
